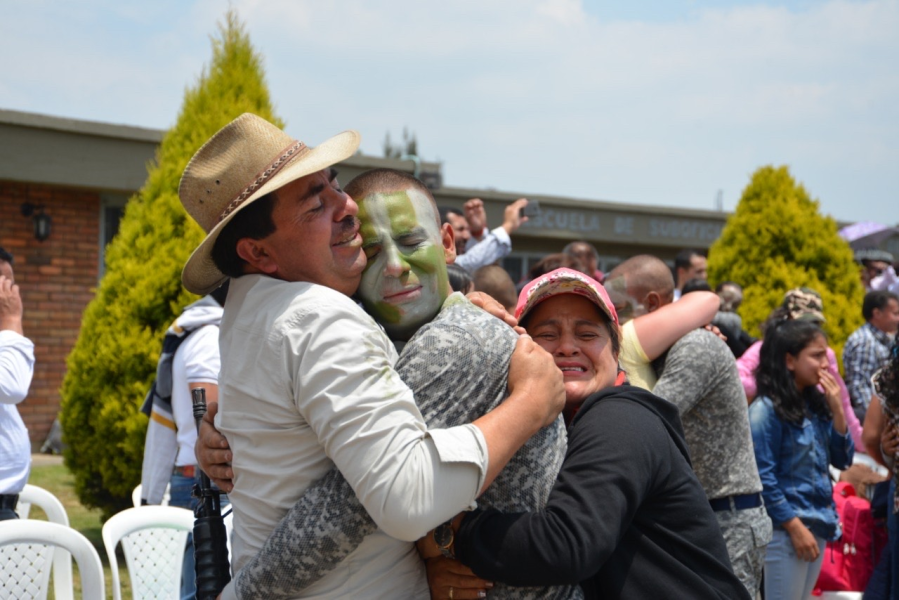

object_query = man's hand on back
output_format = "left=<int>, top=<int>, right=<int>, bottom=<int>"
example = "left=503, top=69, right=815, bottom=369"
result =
left=507, top=335, right=566, bottom=428
left=195, top=400, right=234, bottom=492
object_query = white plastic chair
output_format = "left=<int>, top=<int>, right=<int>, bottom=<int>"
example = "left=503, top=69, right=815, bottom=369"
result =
left=17, top=484, right=70, bottom=525
left=5, top=485, right=73, bottom=600
left=132, top=482, right=171, bottom=507
left=0, top=520, right=104, bottom=600
left=102, top=505, right=195, bottom=600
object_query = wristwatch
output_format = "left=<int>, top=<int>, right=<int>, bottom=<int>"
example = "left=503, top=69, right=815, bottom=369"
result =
left=434, top=520, right=455, bottom=559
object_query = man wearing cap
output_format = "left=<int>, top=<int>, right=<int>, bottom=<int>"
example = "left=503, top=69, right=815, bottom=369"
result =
left=201, top=168, right=574, bottom=599
left=604, top=255, right=771, bottom=597
left=844, top=290, right=899, bottom=420
left=0, top=248, right=34, bottom=521
left=178, top=114, right=564, bottom=598
left=856, top=248, right=898, bottom=293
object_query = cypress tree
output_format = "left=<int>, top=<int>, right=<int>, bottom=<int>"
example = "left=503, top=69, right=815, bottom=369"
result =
left=60, top=11, right=282, bottom=518
left=707, top=165, right=864, bottom=366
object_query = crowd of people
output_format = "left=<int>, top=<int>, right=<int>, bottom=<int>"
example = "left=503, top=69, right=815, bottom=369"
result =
left=2, top=112, right=899, bottom=600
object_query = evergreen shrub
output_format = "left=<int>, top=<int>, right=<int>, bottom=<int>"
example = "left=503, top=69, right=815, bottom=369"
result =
left=60, top=11, right=282, bottom=518
left=707, top=165, right=864, bottom=367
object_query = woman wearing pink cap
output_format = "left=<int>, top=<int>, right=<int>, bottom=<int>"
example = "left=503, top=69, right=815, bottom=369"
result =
left=420, top=268, right=747, bottom=599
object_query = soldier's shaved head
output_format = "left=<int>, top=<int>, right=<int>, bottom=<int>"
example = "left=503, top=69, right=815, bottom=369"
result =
left=607, top=255, right=675, bottom=305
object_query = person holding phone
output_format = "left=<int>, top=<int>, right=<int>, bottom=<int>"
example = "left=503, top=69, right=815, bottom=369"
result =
left=439, top=197, right=532, bottom=273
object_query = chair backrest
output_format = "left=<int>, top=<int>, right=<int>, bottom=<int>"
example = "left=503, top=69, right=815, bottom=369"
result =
left=10, top=485, right=73, bottom=600
left=132, top=482, right=171, bottom=507
left=18, top=484, right=70, bottom=525
left=0, top=520, right=104, bottom=600
left=102, top=505, right=195, bottom=600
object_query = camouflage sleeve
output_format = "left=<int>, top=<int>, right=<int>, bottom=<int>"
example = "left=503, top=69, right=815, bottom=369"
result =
left=232, top=468, right=376, bottom=599
left=232, top=304, right=506, bottom=598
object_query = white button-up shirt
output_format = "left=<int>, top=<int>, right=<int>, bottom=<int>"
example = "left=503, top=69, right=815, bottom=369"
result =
left=218, top=275, right=488, bottom=598
left=0, top=330, right=35, bottom=495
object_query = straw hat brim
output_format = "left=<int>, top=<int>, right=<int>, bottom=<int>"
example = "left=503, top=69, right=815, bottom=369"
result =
left=182, top=130, right=361, bottom=295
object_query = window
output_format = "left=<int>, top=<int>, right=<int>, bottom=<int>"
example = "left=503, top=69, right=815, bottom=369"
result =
left=99, top=193, right=128, bottom=277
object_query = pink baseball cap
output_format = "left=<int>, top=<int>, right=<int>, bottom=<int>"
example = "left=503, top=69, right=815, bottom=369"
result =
left=516, top=268, right=620, bottom=334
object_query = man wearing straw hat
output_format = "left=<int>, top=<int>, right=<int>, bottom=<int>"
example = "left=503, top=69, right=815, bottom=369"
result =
left=178, top=114, right=564, bottom=598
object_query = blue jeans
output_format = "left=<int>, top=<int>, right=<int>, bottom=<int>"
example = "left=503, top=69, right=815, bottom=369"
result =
left=170, top=473, right=199, bottom=600
left=764, top=528, right=826, bottom=600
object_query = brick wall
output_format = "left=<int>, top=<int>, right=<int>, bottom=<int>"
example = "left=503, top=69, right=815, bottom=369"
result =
left=0, top=181, right=99, bottom=449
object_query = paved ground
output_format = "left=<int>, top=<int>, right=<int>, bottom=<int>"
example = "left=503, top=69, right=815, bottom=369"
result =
left=31, top=453, right=64, bottom=467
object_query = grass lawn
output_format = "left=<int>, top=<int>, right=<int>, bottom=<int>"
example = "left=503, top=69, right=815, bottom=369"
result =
left=27, top=462, right=132, bottom=599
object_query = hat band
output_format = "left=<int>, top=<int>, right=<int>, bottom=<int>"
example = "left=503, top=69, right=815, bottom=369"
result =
left=217, top=140, right=307, bottom=223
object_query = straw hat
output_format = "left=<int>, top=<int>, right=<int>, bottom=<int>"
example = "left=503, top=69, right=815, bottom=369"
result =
left=179, top=113, right=360, bottom=294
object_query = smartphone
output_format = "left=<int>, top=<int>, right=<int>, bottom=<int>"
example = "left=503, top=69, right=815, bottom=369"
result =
left=520, top=200, right=540, bottom=218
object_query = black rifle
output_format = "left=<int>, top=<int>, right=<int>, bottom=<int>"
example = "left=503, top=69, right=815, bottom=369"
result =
left=191, top=388, right=232, bottom=599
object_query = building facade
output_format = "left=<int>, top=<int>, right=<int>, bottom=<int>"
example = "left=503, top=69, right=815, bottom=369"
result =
left=0, top=108, right=778, bottom=448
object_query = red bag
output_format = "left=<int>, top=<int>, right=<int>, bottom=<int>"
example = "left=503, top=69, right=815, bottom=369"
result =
left=816, top=481, right=886, bottom=592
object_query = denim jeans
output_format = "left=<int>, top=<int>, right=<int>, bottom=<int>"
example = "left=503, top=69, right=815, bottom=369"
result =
left=764, top=528, right=826, bottom=600
left=0, top=508, right=18, bottom=521
left=170, top=472, right=199, bottom=600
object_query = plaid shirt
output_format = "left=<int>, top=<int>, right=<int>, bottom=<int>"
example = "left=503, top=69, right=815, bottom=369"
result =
left=843, top=322, right=893, bottom=408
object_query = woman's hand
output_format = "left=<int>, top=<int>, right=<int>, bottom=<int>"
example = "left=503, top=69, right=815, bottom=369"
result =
left=784, top=518, right=819, bottom=562
left=819, top=370, right=842, bottom=410
left=424, top=556, right=492, bottom=600
left=819, top=370, right=847, bottom=435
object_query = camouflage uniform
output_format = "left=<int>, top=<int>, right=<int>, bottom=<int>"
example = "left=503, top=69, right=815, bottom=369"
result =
left=653, top=328, right=773, bottom=597
left=231, top=294, right=578, bottom=599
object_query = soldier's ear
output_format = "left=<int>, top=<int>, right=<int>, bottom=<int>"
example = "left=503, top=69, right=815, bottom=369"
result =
left=441, top=223, right=456, bottom=264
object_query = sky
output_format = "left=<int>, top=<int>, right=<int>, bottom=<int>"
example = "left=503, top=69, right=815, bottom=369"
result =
left=2, top=0, right=897, bottom=224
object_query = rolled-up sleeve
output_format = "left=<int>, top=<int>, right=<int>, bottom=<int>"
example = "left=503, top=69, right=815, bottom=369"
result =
left=293, top=303, right=488, bottom=541
left=0, top=330, right=34, bottom=404
left=455, top=227, right=512, bottom=272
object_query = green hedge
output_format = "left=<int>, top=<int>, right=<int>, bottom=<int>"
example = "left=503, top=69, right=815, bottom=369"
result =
left=59, top=11, right=283, bottom=518
left=707, top=165, right=864, bottom=369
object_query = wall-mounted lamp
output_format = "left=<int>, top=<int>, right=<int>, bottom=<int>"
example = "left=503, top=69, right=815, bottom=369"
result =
left=21, top=203, right=52, bottom=242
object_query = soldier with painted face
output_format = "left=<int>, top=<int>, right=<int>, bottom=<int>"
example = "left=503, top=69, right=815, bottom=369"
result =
left=181, top=116, right=565, bottom=600
left=200, top=168, right=574, bottom=600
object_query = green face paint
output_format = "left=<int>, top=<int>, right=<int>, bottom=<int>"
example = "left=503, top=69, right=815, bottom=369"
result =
left=357, top=188, right=451, bottom=341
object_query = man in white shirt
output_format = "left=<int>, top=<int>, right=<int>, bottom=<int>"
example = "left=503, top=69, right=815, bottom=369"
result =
left=0, top=247, right=35, bottom=521
left=440, top=197, right=528, bottom=272
left=178, top=114, right=564, bottom=598
left=140, top=285, right=227, bottom=600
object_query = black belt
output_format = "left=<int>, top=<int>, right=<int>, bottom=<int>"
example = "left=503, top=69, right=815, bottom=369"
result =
left=0, top=494, right=19, bottom=510
left=709, top=493, right=762, bottom=512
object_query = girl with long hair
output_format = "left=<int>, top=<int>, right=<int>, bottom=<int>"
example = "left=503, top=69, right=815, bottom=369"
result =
left=749, top=319, right=854, bottom=599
